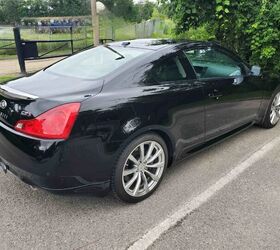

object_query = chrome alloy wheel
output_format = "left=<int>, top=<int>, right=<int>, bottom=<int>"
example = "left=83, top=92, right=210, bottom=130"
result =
left=270, top=92, right=280, bottom=125
left=122, top=141, right=165, bottom=197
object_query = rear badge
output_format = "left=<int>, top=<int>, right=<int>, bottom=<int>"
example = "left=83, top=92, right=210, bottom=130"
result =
left=0, top=111, right=8, bottom=120
left=0, top=100, right=7, bottom=110
left=21, top=110, right=32, bottom=117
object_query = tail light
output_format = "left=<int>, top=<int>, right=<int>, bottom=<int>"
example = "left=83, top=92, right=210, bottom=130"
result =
left=15, top=103, right=81, bottom=139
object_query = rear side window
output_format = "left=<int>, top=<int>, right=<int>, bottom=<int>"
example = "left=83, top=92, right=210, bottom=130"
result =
left=47, top=46, right=151, bottom=79
left=147, top=56, right=187, bottom=83
left=184, top=48, right=243, bottom=79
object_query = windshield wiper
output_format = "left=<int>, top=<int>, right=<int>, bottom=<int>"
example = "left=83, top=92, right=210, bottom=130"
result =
left=104, top=45, right=125, bottom=60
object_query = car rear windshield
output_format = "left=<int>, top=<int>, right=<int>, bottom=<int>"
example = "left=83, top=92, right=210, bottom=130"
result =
left=46, top=46, right=151, bottom=79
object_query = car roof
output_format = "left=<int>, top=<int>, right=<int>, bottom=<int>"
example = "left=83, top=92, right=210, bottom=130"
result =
left=107, top=38, right=216, bottom=51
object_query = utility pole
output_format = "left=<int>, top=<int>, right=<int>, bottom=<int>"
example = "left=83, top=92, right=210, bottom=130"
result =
left=91, top=0, right=99, bottom=46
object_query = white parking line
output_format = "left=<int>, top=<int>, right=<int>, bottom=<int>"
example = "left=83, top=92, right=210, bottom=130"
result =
left=128, top=136, right=280, bottom=250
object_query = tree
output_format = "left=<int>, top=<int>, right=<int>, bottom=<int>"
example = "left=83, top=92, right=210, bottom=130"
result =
left=0, top=0, right=154, bottom=24
left=134, top=1, right=155, bottom=22
left=21, top=0, right=49, bottom=17
left=101, top=0, right=137, bottom=22
left=249, top=1, right=280, bottom=74
left=160, top=0, right=280, bottom=74
left=0, top=0, right=22, bottom=24
left=47, top=0, right=90, bottom=16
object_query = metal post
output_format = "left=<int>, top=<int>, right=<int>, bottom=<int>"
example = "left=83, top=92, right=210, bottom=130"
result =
left=70, top=26, right=74, bottom=54
left=13, top=27, right=26, bottom=75
left=91, top=0, right=99, bottom=46
left=85, top=26, right=88, bottom=47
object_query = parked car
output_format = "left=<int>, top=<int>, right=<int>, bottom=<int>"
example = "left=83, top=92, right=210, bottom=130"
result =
left=0, top=39, right=279, bottom=203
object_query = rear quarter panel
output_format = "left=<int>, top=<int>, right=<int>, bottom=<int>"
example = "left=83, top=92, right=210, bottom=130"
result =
left=66, top=54, right=205, bottom=181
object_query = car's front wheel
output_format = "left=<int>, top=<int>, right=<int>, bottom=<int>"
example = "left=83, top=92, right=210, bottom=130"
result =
left=112, top=133, right=168, bottom=203
left=260, top=90, right=280, bottom=129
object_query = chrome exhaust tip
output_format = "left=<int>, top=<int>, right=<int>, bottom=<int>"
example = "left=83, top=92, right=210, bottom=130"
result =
left=0, top=162, right=7, bottom=174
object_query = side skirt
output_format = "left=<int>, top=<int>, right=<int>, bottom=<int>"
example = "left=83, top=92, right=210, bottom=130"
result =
left=173, top=122, right=255, bottom=165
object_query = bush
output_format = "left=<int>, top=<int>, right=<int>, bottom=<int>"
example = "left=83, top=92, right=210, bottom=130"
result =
left=160, top=0, right=280, bottom=76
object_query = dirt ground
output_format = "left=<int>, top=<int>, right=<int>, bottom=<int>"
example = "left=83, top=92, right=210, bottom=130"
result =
left=0, top=57, right=64, bottom=76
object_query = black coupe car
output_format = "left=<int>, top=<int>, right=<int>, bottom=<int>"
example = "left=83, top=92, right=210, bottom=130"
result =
left=0, top=39, right=279, bottom=202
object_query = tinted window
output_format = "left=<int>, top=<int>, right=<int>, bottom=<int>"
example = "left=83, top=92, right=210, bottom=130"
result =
left=47, top=46, right=151, bottom=79
left=184, top=48, right=243, bottom=79
left=150, top=56, right=187, bottom=83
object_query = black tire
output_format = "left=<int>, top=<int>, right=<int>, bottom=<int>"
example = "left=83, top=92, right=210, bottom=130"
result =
left=111, top=133, right=168, bottom=203
left=259, top=89, right=280, bottom=129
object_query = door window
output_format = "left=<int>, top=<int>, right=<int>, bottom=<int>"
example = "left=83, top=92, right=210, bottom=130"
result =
left=184, top=48, right=243, bottom=79
left=146, top=56, right=187, bottom=84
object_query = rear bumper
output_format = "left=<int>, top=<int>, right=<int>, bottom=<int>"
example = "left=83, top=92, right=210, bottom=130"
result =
left=0, top=121, right=110, bottom=195
left=1, top=158, right=110, bottom=194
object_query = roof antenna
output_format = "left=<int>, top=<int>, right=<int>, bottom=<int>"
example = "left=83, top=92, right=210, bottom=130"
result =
left=121, top=41, right=130, bottom=47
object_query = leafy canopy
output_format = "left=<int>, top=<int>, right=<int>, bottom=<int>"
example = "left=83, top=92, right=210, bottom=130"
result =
left=160, top=0, right=280, bottom=75
left=0, top=0, right=155, bottom=24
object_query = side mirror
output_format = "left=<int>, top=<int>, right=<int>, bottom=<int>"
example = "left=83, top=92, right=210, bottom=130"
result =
left=251, top=65, right=261, bottom=76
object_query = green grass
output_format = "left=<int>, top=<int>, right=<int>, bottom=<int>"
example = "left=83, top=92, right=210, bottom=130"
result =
left=0, top=14, right=145, bottom=60
left=0, top=27, right=91, bottom=59
left=0, top=54, right=17, bottom=59
left=0, top=75, right=17, bottom=84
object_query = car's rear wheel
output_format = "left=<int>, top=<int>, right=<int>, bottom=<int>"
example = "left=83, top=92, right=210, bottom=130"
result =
left=260, top=91, right=280, bottom=129
left=112, top=133, right=168, bottom=203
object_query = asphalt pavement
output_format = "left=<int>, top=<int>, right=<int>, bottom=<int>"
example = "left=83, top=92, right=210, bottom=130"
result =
left=1, top=124, right=280, bottom=250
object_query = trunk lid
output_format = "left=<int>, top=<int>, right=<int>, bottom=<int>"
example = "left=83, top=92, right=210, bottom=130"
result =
left=0, top=71, right=103, bottom=128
